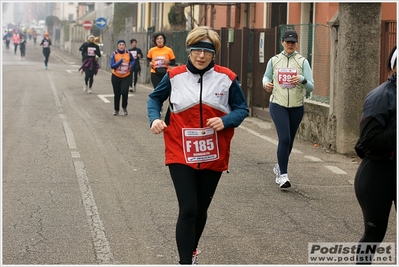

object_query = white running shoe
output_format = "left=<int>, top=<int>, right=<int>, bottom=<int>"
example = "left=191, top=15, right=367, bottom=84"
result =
left=273, top=164, right=281, bottom=184
left=83, top=85, right=88, bottom=92
left=279, top=174, right=291, bottom=188
left=88, top=88, right=92, bottom=94
left=192, top=248, right=201, bottom=265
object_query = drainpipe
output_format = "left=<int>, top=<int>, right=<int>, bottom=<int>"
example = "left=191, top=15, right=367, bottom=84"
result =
left=161, top=3, right=163, bottom=30
left=227, top=4, right=231, bottom=28
left=211, top=4, right=214, bottom=28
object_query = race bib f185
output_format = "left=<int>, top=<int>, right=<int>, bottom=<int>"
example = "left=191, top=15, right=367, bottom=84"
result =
left=182, top=127, right=219, bottom=163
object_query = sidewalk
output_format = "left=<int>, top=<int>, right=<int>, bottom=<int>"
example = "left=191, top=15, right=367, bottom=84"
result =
left=52, top=48, right=81, bottom=65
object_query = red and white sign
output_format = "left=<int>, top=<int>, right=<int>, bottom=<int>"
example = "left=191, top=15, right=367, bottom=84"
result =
left=83, top=20, right=92, bottom=30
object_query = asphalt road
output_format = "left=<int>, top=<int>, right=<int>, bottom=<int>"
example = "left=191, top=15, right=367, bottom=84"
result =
left=2, top=41, right=396, bottom=265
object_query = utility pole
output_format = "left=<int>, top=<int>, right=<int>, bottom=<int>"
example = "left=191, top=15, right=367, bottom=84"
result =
left=334, top=3, right=381, bottom=154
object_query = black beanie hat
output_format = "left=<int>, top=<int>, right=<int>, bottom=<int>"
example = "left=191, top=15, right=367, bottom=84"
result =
left=117, top=40, right=126, bottom=45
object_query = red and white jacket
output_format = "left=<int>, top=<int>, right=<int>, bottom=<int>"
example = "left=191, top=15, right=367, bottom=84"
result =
left=148, top=63, right=249, bottom=171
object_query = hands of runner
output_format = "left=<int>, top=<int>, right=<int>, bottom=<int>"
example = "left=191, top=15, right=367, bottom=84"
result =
left=151, top=119, right=167, bottom=134
left=288, top=75, right=301, bottom=85
left=264, top=82, right=274, bottom=93
left=206, top=117, right=224, bottom=131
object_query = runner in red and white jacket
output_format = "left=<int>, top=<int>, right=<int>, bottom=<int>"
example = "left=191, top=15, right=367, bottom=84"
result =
left=147, top=26, right=248, bottom=265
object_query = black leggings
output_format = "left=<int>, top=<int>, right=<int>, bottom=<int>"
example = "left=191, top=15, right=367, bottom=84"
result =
left=269, top=102, right=304, bottom=174
left=111, top=74, right=130, bottom=111
left=354, top=157, right=396, bottom=263
left=84, top=67, right=96, bottom=88
left=130, top=70, right=139, bottom=87
left=168, top=164, right=222, bottom=264
left=43, top=49, right=50, bottom=66
left=20, top=47, right=25, bottom=57
left=150, top=72, right=164, bottom=89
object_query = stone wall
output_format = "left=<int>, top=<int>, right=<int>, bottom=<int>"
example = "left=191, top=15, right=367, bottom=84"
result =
left=297, top=100, right=338, bottom=152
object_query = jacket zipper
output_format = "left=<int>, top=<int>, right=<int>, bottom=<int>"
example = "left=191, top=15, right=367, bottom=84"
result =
left=197, top=75, right=203, bottom=170
left=286, top=57, right=290, bottom=107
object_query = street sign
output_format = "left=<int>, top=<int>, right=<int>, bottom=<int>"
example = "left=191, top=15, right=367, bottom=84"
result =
left=259, top=32, right=265, bottom=63
left=83, top=20, right=92, bottom=30
left=95, top=17, right=107, bottom=29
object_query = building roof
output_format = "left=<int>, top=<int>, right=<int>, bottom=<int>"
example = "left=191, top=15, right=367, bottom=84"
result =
left=78, top=10, right=96, bottom=21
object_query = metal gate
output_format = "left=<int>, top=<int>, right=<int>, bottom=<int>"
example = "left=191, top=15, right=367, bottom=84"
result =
left=216, top=27, right=279, bottom=119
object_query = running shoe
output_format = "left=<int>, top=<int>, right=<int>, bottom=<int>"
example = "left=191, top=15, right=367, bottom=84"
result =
left=273, top=164, right=281, bottom=184
left=88, top=88, right=92, bottom=94
left=129, top=87, right=133, bottom=92
left=123, top=109, right=128, bottom=115
left=83, top=85, right=88, bottom=92
left=192, top=248, right=201, bottom=265
left=113, top=110, right=119, bottom=116
left=279, top=174, right=291, bottom=188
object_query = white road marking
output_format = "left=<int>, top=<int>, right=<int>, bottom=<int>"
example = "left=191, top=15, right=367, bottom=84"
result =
left=98, top=94, right=113, bottom=103
left=47, top=72, right=62, bottom=108
left=74, top=160, right=115, bottom=264
left=71, top=151, right=80, bottom=158
left=304, top=155, right=324, bottom=162
left=240, top=125, right=350, bottom=176
left=66, top=69, right=79, bottom=73
left=98, top=94, right=134, bottom=103
left=61, top=119, right=77, bottom=149
left=239, top=125, right=302, bottom=154
left=324, top=165, right=347, bottom=175
left=47, top=71, right=115, bottom=264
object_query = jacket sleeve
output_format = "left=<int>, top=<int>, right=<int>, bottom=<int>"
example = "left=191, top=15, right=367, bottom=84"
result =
left=262, top=58, right=274, bottom=86
left=95, top=45, right=101, bottom=57
left=147, top=75, right=171, bottom=127
left=301, top=59, right=314, bottom=92
left=354, top=116, right=396, bottom=159
left=129, top=53, right=135, bottom=68
left=168, top=48, right=176, bottom=66
left=221, top=78, right=249, bottom=128
left=169, top=59, right=176, bottom=66
left=147, top=49, right=152, bottom=64
left=110, top=52, right=122, bottom=69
